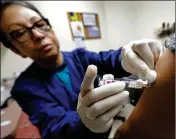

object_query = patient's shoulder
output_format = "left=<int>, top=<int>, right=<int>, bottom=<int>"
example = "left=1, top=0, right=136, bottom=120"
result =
left=115, top=48, right=175, bottom=139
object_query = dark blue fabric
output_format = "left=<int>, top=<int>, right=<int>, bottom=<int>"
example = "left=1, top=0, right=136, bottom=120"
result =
left=11, top=48, right=130, bottom=139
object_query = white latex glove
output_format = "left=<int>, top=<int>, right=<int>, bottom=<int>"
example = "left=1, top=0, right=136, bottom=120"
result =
left=121, top=39, right=163, bottom=83
left=77, top=65, right=129, bottom=133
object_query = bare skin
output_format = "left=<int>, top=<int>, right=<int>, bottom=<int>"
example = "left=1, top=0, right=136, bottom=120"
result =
left=114, top=48, right=175, bottom=139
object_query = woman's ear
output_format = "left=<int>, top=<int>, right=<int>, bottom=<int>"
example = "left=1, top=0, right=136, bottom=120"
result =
left=10, top=47, right=27, bottom=58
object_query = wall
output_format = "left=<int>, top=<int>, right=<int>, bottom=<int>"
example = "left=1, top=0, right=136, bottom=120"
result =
left=31, top=1, right=109, bottom=52
left=1, top=46, right=33, bottom=80
left=104, top=1, right=175, bottom=49
left=1, top=1, right=108, bottom=79
left=1, top=1, right=175, bottom=79
left=104, top=1, right=137, bottom=49
left=133, top=1, right=175, bottom=40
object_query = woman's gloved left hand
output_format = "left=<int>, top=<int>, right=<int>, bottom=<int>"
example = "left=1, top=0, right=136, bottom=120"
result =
left=121, top=39, right=163, bottom=83
left=77, top=65, right=129, bottom=133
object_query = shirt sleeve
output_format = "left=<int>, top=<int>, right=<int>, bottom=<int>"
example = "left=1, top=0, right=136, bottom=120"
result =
left=165, top=34, right=175, bottom=55
left=72, top=47, right=130, bottom=78
left=11, top=86, right=110, bottom=139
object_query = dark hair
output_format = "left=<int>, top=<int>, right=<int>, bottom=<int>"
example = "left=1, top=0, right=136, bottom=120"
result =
left=0, top=1, right=45, bottom=48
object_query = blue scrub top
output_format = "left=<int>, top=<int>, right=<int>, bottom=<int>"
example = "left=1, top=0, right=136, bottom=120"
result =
left=54, top=63, right=72, bottom=91
left=11, top=48, right=130, bottom=139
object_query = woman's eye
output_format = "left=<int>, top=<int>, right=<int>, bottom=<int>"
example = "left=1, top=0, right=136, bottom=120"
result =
left=36, top=21, right=46, bottom=28
left=11, top=29, right=26, bottom=39
left=36, top=23, right=45, bottom=27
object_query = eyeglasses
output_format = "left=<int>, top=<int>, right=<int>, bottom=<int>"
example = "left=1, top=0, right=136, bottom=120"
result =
left=7, top=18, right=51, bottom=43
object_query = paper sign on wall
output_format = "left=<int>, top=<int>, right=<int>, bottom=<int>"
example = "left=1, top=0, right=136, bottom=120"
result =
left=70, top=21, right=85, bottom=37
left=87, top=26, right=100, bottom=37
left=82, top=13, right=96, bottom=26
left=74, top=37, right=85, bottom=48
left=70, top=12, right=78, bottom=21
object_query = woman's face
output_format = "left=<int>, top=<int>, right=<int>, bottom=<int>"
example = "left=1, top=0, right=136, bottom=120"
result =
left=1, top=4, right=60, bottom=61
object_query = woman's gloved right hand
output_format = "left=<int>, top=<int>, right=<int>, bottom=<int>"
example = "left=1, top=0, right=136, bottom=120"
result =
left=121, top=39, right=163, bottom=83
left=77, top=65, right=129, bottom=133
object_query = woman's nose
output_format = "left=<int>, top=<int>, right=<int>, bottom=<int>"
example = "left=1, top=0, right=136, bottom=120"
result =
left=32, top=29, right=45, bottom=40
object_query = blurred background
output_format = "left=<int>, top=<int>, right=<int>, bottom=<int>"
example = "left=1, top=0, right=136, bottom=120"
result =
left=0, top=1, right=175, bottom=138
left=1, top=1, right=175, bottom=81
left=1, top=1, right=175, bottom=80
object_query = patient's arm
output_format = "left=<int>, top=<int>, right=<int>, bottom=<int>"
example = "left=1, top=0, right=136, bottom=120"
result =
left=114, top=48, right=175, bottom=139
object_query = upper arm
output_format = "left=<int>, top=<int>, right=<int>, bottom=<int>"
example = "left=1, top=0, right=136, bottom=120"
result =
left=11, top=87, right=80, bottom=138
left=115, top=48, right=175, bottom=139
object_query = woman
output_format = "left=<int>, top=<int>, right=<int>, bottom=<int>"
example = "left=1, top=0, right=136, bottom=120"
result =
left=0, top=1, right=163, bottom=139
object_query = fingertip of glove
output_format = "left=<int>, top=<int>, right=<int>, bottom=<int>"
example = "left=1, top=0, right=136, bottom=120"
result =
left=146, top=70, right=157, bottom=83
left=123, top=91, right=129, bottom=97
left=86, top=65, right=97, bottom=77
